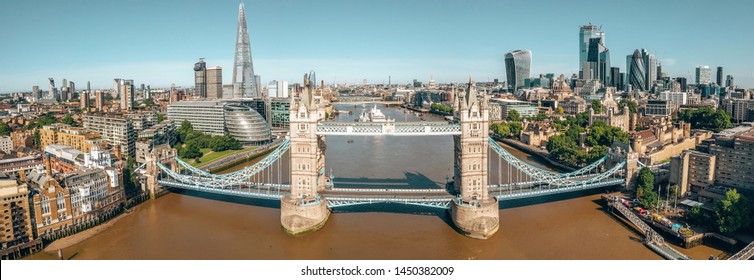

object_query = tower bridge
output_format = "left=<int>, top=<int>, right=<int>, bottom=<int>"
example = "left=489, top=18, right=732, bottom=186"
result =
left=152, top=75, right=634, bottom=239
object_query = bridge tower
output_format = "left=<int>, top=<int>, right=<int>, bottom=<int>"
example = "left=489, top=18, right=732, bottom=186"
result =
left=450, top=78, right=499, bottom=239
left=607, top=141, right=638, bottom=190
left=144, top=144, right=178, bottom=198
left=281, top=73, right=330, bottom=235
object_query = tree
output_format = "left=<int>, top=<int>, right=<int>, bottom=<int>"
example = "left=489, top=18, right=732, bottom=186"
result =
left=591, top=100, right=603, bottom=114
left=33, top=130, right=41, bottom=148
left=0, top=123, right=10, bottom=136
left=507, top=109, right=520, bottom=122
left=508, top=122, right=523, bottom=139
left=637, top=167, right=654, bottom=191
left=179, top=142, right=203, bottom=159
left=210, top=135, right=242, bottom=152
left=714, top=189, right=752, bottom=233
left=490, top=123, right=510, bottom=138
left=688, top=205, right=705, bottom=225
left=60, top=114, right=76, bottom=126
left=556, top=106, right=564, bottom=115
left=637, top=167, right=659, bottom=209
left=618, top=99, right=638, bottom=114
left=157, top=114, right=165, bottom=123
left=677, top=107, right=732, bottom=132
left=532, top=112, right=548, bottom=122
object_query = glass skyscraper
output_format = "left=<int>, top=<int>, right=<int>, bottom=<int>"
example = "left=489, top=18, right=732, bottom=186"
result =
left=627, top=49, right=645, bottom=91
left=585, top=37, right=610, bottom=86
left=579, top=23, right=604, bottom=79
left=696, top=65, right=712, bottom=85
left=232, top=3, right=258, bottom=98
left=504, top=50, right=532, bottom=92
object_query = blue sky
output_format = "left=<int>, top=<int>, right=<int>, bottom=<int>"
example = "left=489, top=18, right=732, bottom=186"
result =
left=1, top=0, right=753, bottom=92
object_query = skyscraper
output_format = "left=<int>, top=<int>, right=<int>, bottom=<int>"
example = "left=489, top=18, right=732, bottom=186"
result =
left=48, top=78, right=57, bottom=99
left=726, top=75, right=734, bottom=87
left=586, top=38, right=610, bottom=85
left=716, top=66, right=724, bottom=86
left=69, top=81, right=75, bottom=101
left=610, top=67, right=620, bottom=88
left=206, top=66, right=223, bottom=100
left=504, top=49, right=532, bottom=92
left=579, top=23, right=604, bottom=79
left=232, top=3, right=258, bottom=98
left=641, top=49, right=656, bottom=90
left=696, top=65, right=711, bottom=84
left=120, top=79, right=134, bottom=111
left=627, top=49, right=646, bottom=91
left=194, top=58, right=207, bottom=98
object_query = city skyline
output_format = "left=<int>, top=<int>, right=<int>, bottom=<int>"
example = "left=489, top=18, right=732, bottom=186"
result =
left=1, top=0, right=754, bottom=92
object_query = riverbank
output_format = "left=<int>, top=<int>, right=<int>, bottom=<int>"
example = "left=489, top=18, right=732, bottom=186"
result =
left=43, top=209, right=134, bottom=254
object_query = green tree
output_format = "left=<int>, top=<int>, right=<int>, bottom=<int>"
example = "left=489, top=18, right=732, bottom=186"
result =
left=714, top=189, right=752, bottom=233
left=33, top=130, right=41, bottom=148
left=60, top=114, right=76, bottom=126
left=507, top=110, right=520, bottom=122
left=677, top=107, right=732, bottom=132
left=618, top=99, right=638, bottom=114
left=509, top=122, right=523, bottom=139
left=591, top=100, right=603, bottom=114
left=210, top=135, right=242, bottom=152
left=556, top=106, right=564, bottom=115
left=179, top=142, right=203, bottom=159
left=177, top=120, right=194, bottom=143
left=0, top=123, right=11, bottom=136
left=688, top=205, right=706, bottom=225
left=637, top=167, right=659, bottom=209
left=490, top=123, right=511, bottom=138
left=532, top=112, right=548, bottom=122
left=157, top=114, right=165, bottom=123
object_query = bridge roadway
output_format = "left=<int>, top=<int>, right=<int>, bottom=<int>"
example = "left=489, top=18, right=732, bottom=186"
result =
left=331, top=101, right=403, bottom=105
left=316, top=121, right=461, bottom=136
left=159, top=173, right=625, bottom=209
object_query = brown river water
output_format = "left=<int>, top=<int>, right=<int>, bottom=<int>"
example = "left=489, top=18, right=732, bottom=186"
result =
left=28, top=105, right=731, bottom=260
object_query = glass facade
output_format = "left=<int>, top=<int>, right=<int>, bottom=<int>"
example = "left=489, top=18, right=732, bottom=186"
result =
left=504, top=50, right=532, bottom=91
left=579, top=23, right=604, bottom=79
left=627, top=49, right=646, bottom=91
left=224, top=104, right=271, bottom=145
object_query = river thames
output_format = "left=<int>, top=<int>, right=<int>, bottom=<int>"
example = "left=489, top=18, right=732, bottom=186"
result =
left=28, top=105, right=730, bottom=260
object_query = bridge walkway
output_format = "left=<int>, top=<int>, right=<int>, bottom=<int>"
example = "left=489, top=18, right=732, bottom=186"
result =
left=608, top=201, right=692, bottom=260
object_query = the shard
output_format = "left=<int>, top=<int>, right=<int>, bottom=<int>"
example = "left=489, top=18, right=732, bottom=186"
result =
left=232, top=3, right=258, bottom=98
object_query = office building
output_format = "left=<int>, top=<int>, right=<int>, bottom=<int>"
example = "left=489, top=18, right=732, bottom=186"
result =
left=84, top=114, right=136, bottom=158
left=644, top=100, right=673, bottom=116
left=167, top=100, right=271, bottom=144
left=610, top=67, right=620, bottom=88
left=504, top=50, right=532, bottom=91
left=641, top=49, right=657, bottom=90
left=48, top=78, right=57, bottom=100
left=627, top=49, right=646, bottom=91
left=579, top=23, right=604, bottom=79
left=696, top=65, right=712, bottom=85
left=490, top=99, right=538, bottom=119
left=232, top=4, right=258, bottom=98
left=585, top=38, right=610, bottom=85
left=716, top=67, right=723, bottom=86
left=270, top=98, right=291, bottom=128
left=659, top=91, right=688, bottom=112
left=725, top=75, right=734, bottom=87
left=268, top=80, right=289, bottom=98
left=206, top=66, right=223, bottom=100
left=194, top=58, right=207, bottom=98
